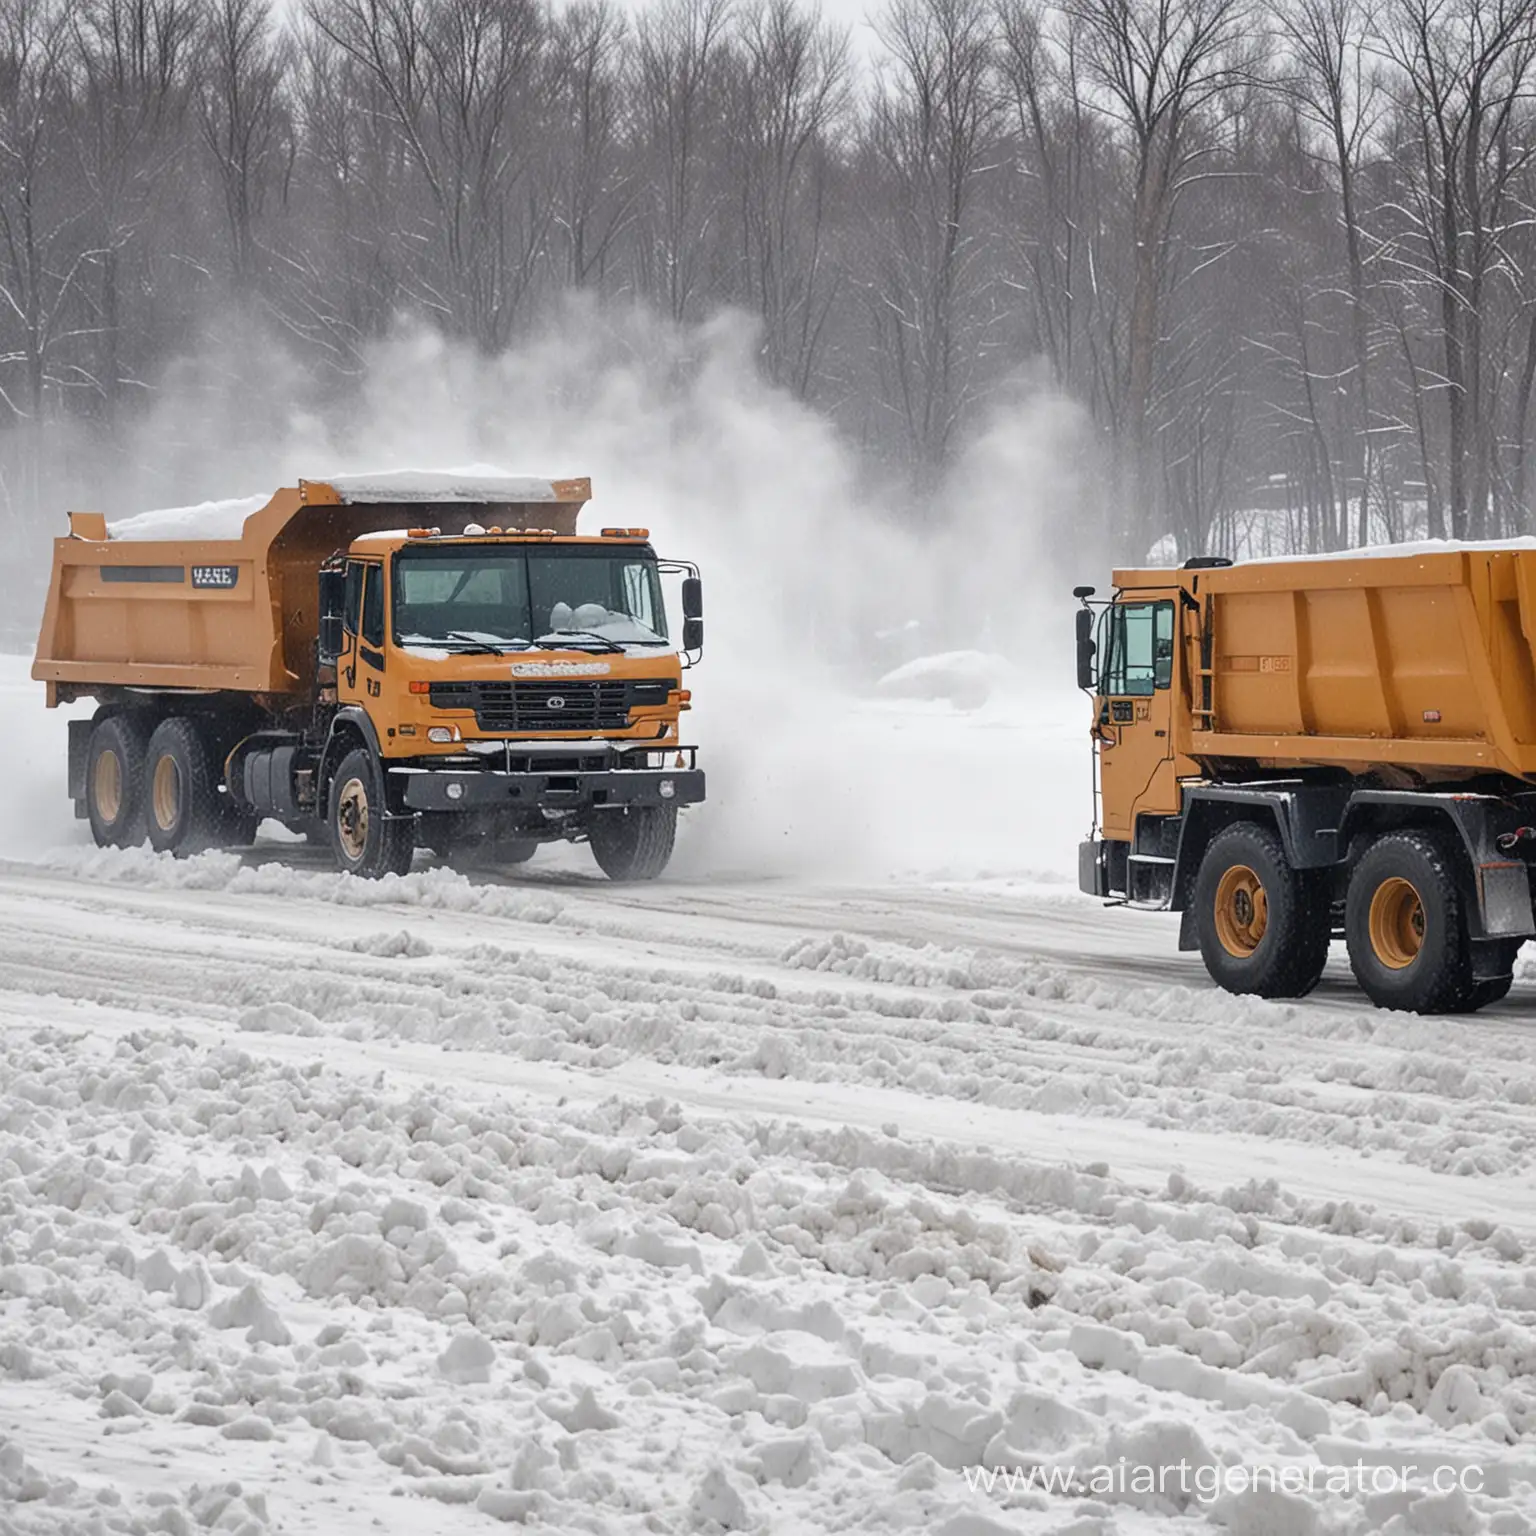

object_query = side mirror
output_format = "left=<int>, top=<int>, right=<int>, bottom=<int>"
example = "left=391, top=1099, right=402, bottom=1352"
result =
left=1075, top=607, right=1097, bottom=691
left=1072, top=585, right=1096, bottom=601
left=318, top=568, right=347, bottom=662
left=319, top=614, right=344, bottom=662
left=682, top=576, right=703, bottom=621
left=683, top=616, right=704, bottom=651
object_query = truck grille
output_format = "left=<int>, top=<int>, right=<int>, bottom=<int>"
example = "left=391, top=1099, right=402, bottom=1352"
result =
left=430, top=678, right=671, bottom=733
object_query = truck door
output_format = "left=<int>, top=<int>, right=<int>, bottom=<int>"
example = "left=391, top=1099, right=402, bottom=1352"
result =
left=338, top=560, right=384, bottom=705
left=1095, top=597, right=1177, bottom=841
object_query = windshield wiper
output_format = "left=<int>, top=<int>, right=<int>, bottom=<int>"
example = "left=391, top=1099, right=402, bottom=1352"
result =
left=535, top=630, right=624, bottom=654
left=444, top=631, right=529, bottom=655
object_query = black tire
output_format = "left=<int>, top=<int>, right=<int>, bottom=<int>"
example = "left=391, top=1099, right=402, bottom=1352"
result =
left=1193, top=822, right=1331, bottom=998
left=587, top=805, right=677, bottom=882
left=222, top=803, right=261, bottom=848
left=86, top=714, right=150, bottom=848
left=144, top=718, right=226, bottom=856
left=328, top=747, right=415, bottom=878
left=1345, top=831, right=1473, bottom=1014
left=1465, top=975, right=1513, bottom=1010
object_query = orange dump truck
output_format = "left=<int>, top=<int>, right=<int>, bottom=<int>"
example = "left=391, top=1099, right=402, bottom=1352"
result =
left=1075, top=545, right=1536, bottom=1013
left=34, top=471, right=704, bottom=879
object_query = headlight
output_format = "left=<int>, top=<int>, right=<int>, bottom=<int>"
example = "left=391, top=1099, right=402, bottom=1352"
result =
left=659, top=779, right=675, bottom=800
left=428, top=726, right=458, bottom=743
left=446, top=781, right=466, bottom=801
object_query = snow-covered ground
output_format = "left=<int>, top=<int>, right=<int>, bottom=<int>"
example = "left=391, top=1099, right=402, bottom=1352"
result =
left=3, top=655, right=1535, bottom=1535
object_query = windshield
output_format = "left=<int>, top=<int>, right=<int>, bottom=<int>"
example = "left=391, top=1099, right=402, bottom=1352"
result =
left=394, top=545, right=669, bottom=649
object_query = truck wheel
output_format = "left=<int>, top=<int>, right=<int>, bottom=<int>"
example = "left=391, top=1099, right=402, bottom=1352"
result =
left=86, top=715, right=150, bottom=848
left=1345, top=831, right=1472, bottom=1013
left=588, top=805, right=677, bottom=882
left=1193, top=822, right=1330, bottom=997
left=329, top=748, right=415, bottom=878
left=144, top=718, right=226, bottom=856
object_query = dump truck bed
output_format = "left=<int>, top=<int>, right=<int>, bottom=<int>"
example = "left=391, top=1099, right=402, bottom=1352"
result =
left=1115, top=544, right=1536, bottom=784
left=33, top=473, right=592, bottom=700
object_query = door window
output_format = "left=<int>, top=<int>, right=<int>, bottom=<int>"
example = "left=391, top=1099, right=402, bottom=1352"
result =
left=343, top=561, right=364, bottom=636
left=1100, top=601, right=1174, bottom=696
left=361, top=564, right=385, bottom=650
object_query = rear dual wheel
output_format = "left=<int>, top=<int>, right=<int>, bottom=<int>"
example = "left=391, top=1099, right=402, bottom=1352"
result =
left=1344, top=831, right=1512, bottom=1014
left=86, top=714, right=257, bottom=855
left=86, top=715, right=150, bottom=847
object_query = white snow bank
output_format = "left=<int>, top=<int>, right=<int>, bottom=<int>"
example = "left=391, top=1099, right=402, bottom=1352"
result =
left=875, top=650, right=1019, bottom=710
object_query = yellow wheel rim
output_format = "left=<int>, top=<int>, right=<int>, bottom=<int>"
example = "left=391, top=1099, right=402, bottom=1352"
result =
left=151, top=754, right=180, bottom=832
left=337, top=777, right=369, bottom=862
left=1369, top=876, right=1424, bottom=969
left=94, top=749, right=122, bottom=822
left=1214, top=864, right=1268, bottom=958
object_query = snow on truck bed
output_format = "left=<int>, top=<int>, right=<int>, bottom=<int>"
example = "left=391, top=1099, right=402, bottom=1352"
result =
left=104, top=466, right=571, bottom=541
left=2, top=657, right=1535, bottom=1535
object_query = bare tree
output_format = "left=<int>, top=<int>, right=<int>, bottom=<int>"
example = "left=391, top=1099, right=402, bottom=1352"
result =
left=1383, top=0, right=1536, bottom=537
left=72, top=0, right=200, bottom=423
left=546, top=0, right=635, bottom=289
left=861, top=0, right=1003, bottom=477
left=1068, top=0, right=1254, bottom=546
left=0, top=0, right=87, bottom=421
left=307, top=0, right=549, bottom=347
left=1277, top=0, right=1386, bottom=542
left=198, top=0, right=293, bottom=291
left=724, top=0, right=850, bottom=397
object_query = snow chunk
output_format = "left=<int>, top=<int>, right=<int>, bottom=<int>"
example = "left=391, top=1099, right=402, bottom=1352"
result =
left=689, top=1466, right=754, bottom=1530
left=237, top=1002, right=320, bottom=1036
left=1426, top=1364, right=1486, bottom=1428
left=438, top=1329, right=497, bottom=1385
left=221, top=1415, right=276, bottom=1442
left=140, top=1249, right=179, bottom=1294
left=301, top=1233, right=404, bottom=1302
left=1103, top=1420, right=1217, bottom=1512
left=735, top=1332, right=861, bottom=1403
left=174, top=1258, right=212, bottom=1310
left=543, top=1386, right=619, bottom=1433
left=1069, top=1321, right=1142, bottom=1375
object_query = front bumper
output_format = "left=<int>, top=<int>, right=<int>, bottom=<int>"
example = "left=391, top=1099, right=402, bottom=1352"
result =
left=392, top=762, right=706, bottom=813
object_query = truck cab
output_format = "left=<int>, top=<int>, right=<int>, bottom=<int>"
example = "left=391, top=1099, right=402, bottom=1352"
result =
left=311, top=525, right=705, bottom=876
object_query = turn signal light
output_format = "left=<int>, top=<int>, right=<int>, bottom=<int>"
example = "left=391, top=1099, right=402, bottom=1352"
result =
left=409, top=680, right=431, bottom=694
left=407, top=528, right=433, bottom=538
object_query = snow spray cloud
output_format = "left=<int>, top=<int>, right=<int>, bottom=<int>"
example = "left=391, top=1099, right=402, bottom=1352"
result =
left=7, top=300, right=1098, bottom=878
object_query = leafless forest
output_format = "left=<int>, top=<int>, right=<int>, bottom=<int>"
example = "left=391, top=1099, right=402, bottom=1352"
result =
left=4, top=0, right=1536, bottom=570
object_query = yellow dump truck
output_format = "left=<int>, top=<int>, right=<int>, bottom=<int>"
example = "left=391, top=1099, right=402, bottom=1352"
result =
left=33, top=471, right=704, bottom=880
left=1076, top=545, right=1536, bottom=1013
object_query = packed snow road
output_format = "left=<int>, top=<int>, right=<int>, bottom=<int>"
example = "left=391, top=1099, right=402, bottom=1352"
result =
left=3, top=653, right=1536, bottom=1534
left=3, top=848, right=1536, bottom=1536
